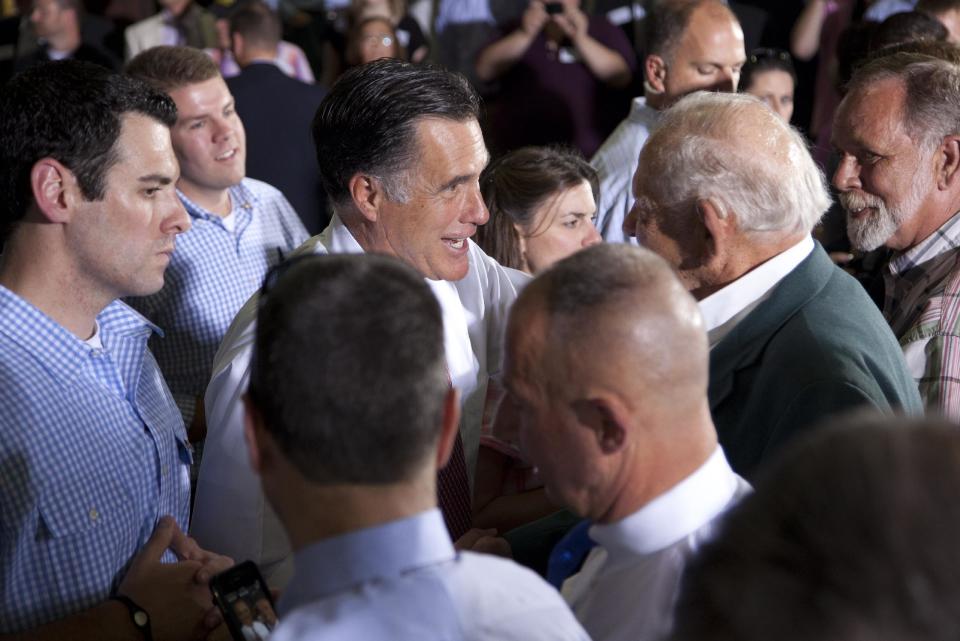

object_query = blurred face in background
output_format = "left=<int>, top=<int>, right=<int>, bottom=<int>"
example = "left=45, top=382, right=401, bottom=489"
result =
left=353, top=17, right=400, bottom=65
left=744, top=69, right=795, bottom=122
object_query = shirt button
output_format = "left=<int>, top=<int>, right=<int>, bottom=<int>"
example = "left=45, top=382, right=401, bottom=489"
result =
left=90, top=349, right=103, bottom=357
left=89, top=508, right=99, bottom=521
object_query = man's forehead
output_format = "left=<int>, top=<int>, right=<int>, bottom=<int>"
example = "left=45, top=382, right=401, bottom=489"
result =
left=676, top=5, right=744, bottom=62
left=833, top=78, right=908, bottom=146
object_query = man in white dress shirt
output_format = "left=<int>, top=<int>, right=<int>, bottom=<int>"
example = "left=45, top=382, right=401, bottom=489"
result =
left=190, top=58, right=527, bottom=585
left=623, top=91, right=922, bottom=478
left=591, top=0, right=745, bottom=243
left=502, top=242, right=751, bottom=641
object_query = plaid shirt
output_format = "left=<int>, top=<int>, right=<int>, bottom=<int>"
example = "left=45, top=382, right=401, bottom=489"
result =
left=0, top=287, right=191, bottom=633
left=126, top=178, right=308, bottom=425
left=884, top=212, right=960, bottom=419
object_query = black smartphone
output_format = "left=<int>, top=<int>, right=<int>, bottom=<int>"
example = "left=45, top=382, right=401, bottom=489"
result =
left=545, top=2, right=564, bottom=14
left=210, top=561, right=279, bottom=641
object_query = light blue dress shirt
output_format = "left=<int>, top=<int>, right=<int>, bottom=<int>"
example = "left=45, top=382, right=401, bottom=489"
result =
left=272, top=509, right=591, bottom=641
left=126, top=178, right=308, bottom=425
left=0, top=286, right=191, bottom=633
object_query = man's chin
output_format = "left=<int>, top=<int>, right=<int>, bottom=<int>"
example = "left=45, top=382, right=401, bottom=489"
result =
left=846, top=214, right=897, bottom=252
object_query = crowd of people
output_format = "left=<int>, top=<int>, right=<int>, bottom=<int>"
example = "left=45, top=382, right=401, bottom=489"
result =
left=4, top=0, right=960, bottom=640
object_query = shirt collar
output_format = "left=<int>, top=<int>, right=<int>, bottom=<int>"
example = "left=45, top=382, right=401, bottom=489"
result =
left=589, top=446, right=742, bottom=557
left=279, top=509, right=455, bottom=616
left=699, top=235, right=814, bottom=334
left=0, top=287, right=158, bottom=382
left=889, top=211, right=960, bottom=276
left=318, top=213, right=365, bottom=255
left=177, top=181, right=260, bottom=224
left=628, top=96, right=659, bottom=124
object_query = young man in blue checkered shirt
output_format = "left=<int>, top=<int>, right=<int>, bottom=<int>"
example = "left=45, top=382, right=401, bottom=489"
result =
left=125, top=45, right=309, bottom=448
left=0, top=62, right=232, bottom=639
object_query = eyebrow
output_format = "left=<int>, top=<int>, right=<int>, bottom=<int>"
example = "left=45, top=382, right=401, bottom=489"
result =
left=138, top=174, right=175, bottom=185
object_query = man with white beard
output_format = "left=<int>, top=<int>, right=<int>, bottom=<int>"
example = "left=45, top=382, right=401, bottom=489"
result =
left=832, top=51, right=960, bottom=418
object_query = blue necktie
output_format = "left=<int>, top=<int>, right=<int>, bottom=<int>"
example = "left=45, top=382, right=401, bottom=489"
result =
left=546, top=519, right=596, bottom=589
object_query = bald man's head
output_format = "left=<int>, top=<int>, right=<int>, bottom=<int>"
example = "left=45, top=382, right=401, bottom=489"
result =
left=504, top=244, right=716, bottom=521
left=645, top=0, right=746, bottom=108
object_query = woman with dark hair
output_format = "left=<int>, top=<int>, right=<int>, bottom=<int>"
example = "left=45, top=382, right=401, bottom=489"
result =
left=740, top=47, right=797, bottom=123
left=473, top=146, right=601, bottom=535
left=477, top=145, right=601, bottom=275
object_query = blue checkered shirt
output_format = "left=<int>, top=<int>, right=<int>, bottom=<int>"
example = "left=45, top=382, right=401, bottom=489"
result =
left=0, top=286, right=191, bottom=633
left=126, top=178, right=309, bottom=425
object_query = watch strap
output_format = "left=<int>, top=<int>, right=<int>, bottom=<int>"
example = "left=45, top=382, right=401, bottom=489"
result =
left=111, top=594, right=154, bottom=641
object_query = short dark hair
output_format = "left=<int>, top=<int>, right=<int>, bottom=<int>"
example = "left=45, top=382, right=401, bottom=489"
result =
left=247, top=253, right=449, bottom=485
left=476, top=146, right=598, bottom=270
left=125, top=45, right=221, bottom=94
left=672, top=414, right=960, bottom=641
left=740, top=48, right=797, bottom=92
left=0, top=60, right=177, bottom=242
left=312, top=58, right=480, bottom=209
left=918, top=0, right=960, bottom=14
left=646, top=0, right=735, bottom=62
left=230, top=1, right=281, bottom=51
left=871, top=10, right=948, bottom=52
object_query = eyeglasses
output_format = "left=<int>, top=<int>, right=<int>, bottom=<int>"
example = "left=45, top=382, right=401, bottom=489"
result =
left=748, top=48, right=793, bottom=65
left=257, top=252, right=321, bottom=311
left=362, top=34, right=394, bottom=47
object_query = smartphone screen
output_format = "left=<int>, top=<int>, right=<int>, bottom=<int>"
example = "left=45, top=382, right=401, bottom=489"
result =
left=545, top=2, right=563, bottom=14
left=210, top=561, right=278, bottom=641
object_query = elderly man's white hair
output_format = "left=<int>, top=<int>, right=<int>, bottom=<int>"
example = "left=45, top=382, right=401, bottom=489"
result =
left=639, top=91, right=831, bottom=237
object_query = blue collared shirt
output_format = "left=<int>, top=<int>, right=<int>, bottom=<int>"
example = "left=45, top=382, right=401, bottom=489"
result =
left=273, top=509, right=590, bottom=641
left=0, top=286, right=191, bottom=633
left=126, top=178, right=308, bottom=424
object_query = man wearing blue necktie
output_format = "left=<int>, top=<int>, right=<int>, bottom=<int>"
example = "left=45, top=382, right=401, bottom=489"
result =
left=503, top=243, right=750, bottom=641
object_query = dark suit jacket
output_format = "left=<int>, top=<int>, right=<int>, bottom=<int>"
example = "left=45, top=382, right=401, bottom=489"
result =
left=227, top=62, right=328, bottom=235
left=710, top=243, right=922, bottom=479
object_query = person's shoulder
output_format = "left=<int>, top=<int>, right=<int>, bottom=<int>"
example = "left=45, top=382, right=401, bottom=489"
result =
left=449, top=552, right=589, bottom=640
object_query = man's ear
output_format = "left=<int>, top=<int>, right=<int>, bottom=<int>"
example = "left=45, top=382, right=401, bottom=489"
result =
left=242, top=394, right=267, bottom=476
left=645, top=54, right=667, bottom=94
left=572, top=395, right=628, bottom=455
left=30, top=158, right=76, bottom=224
left=348, top=173, right=385, bottom=224
left=936, top=135, right=960, bottom=191
left=697, top=197, right=735, bottom=269
left=231, top=32, right=244, bottom=59
left=436, top=387, right=462, bottom=470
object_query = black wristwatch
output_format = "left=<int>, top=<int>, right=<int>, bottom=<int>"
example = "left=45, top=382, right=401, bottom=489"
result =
left=111, top=594, right=153, bottom=641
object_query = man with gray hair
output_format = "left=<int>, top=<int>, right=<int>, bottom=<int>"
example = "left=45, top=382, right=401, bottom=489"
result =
left=833, top=52, right=960, bottom=420
left=624, top=91, right=921, bottom=477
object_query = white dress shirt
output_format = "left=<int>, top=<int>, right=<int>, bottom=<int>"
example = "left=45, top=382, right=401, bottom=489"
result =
left=699, top=235, right=814, bottom=347
left=590, top=97, right=661, bottom=244
left=190, top=215, right=527, bottom=585
left=561, top=447, right=750, bottom=641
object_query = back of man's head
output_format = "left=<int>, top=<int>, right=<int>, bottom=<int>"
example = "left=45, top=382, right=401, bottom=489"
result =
left=312, top=58, right=480, bottom=210
left=672, top=415, right=960, bottom=641
left=126, top=44, right=221, bottom=95
left=518, top=242, right=709, bottom=408
left=230, top=1, right=281, bottom=54
left=638, top=91, right=829, bottom=239
left=248, top=253, right=448, bottom=484
left=0, top=60, right=176, bottom=245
